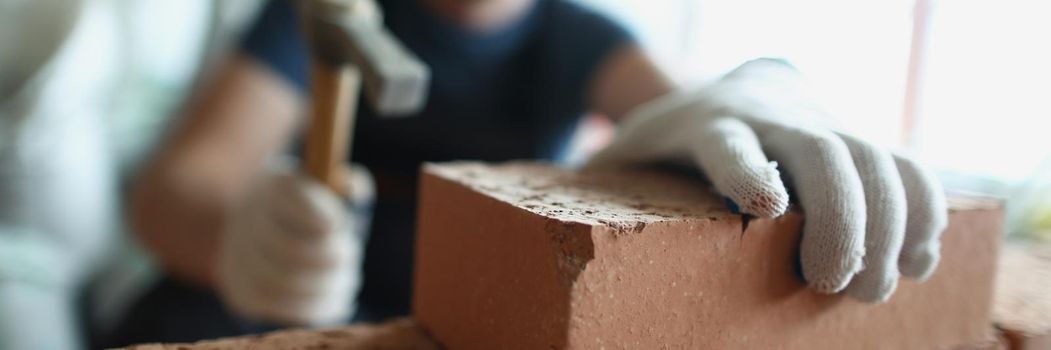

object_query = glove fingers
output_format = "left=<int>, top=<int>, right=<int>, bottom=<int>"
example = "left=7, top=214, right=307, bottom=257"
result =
left=689, top=117, right=788, bottom=218
left=229, top=247, right=349, bottom=302
left=221, top=258, right=353, bottom=326
left=263, top=172, right=348, bottom=238
left=219, top=167, right=364, bottom=326
left=721, top=58, right=806, bottom=93
left=256, top=206, right=354, bottom=269
left=225, top=209, right=354, bottom=296
left=236, top=177, right=353, bottom=269
left=584, top=124, right=678, bottom=170
left=837, top=133, right=908, bottom=303
left=762, top=127, right=866, bottom=293
left=344, top=163, right=377, bottom=207
left=893, top=155, right=948, bottom=280
left=222, top=222, right=356, bottom=326
left=584, top=91, right=702, bottom=170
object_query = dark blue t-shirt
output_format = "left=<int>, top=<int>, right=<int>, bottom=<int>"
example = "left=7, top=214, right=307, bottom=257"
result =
left=241, top=0, right=633, bottom=319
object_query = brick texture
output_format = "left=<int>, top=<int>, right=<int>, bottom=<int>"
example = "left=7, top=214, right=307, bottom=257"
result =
left=994, top=242, right=1051, bottom=350
left=413, top=162, right=1003, bottom=349
left=121, top=318, right=436, bottom=350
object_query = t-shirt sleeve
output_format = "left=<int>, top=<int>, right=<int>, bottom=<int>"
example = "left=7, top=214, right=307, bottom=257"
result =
left=239, top=0, right=310, bottom=92
left=530, top=0, right=636, bottom=158
left=545, top=1, right=636, bottom=101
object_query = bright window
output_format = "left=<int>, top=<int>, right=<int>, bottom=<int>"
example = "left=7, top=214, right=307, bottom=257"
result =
left=579, top=0, right=1051, bottom=238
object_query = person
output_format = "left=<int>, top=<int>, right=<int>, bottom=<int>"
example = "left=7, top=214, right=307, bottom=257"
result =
left=0, top=0, right=142, bottom=348
left=109, top=0, right=948, bottom=345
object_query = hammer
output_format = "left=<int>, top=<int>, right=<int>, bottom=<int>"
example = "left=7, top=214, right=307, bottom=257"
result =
left=299, top=0, right=430, bottom=196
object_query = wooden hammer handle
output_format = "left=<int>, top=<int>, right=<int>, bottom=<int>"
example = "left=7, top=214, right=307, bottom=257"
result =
left=303, top=60, right=360, bottom=197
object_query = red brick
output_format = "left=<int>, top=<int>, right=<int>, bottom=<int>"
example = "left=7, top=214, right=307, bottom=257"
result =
left=413, top=162, right=1003, bottom=349
left=994, top=242, right=1051, bottom=350
left=121, top=318, right=436, bottom=350
left=953, top=330, right=1009, bottom=350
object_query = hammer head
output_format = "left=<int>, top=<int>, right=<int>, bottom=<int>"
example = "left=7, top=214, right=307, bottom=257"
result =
left=308, top=0, right=431, bottom=116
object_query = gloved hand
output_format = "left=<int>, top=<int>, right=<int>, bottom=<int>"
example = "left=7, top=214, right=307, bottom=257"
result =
left=218, top=159, right=374, bottom=325
left=586, top=59, right=948, bottom=303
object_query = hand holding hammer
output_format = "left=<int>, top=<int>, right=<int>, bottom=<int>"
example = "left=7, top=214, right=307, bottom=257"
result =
left=299, top=0, right=430, bottom=196
left=216, top=0, right=429, bottom=326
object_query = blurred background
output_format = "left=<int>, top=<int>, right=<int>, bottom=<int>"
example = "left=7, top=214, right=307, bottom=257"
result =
left=577, top=0, right=1051, bottom=239
left=0, top=0, right=1048, bottom=348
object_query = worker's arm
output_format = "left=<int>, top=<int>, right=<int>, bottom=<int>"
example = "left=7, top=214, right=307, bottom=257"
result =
left=132, top=0, right=374, bottom=325
left=584, top=51, right=948, bottom=304
left=587, top=44, right=676, bottom=122
left=129, top=55, right=302, bottom=288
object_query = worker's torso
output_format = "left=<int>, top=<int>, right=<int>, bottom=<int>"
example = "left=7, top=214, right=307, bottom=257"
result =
left=353, top=0, right=618, bottom=183
left=350, top=0, right=630, bottom=318
left=245, top=0, right=632, bottom=319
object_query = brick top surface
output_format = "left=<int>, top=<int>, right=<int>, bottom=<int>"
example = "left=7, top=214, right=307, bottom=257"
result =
left=424, top=162, right=736, bottom=232
left=416, top=161, right=1005, bottom=350
left=994, top=242, right=1051, bottom=336
left=424, top=161, right=1000, bottom=231
left=121, top=318, right=437, bottom=350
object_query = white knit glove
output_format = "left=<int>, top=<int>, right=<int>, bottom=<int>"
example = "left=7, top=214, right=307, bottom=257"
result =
left=218, top=160, right=374, bottom=325
left=587, top=59, right=948, bottom=303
